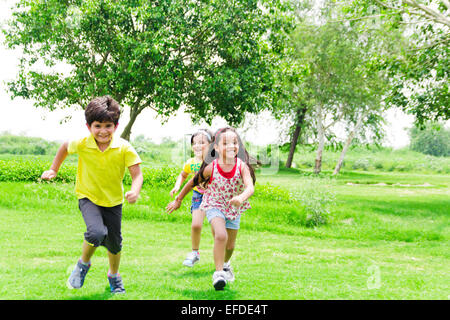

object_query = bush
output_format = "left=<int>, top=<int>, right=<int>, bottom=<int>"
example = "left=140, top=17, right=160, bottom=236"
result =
left=409, top=123, right=450, bottom=157
left=0, top=133, right=59, bottom=155
left=254, top=178, right=335, bottom=227
left=0, top=158, right=178, bottom=187
left=297, top=177, right=336, bottom=227
left=352, top=158, right=370, bottom=171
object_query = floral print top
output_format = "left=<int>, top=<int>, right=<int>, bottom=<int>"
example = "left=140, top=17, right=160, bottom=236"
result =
left=200, top=158, right=251, bottom=220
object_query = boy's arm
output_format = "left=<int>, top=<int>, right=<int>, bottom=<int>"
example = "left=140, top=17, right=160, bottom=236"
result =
left=125, top=163, right=143, bottom=204
left=166, top=163, right=212, bottom=214
left=229, top=164, right=254, bottom=207
left=170, top=171, right=189, bottom=197
left=41, top=141, right=69, bottom=180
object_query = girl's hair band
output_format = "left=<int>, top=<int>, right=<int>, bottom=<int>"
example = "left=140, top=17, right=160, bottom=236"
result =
left=194, top=129, right=212, bottom=141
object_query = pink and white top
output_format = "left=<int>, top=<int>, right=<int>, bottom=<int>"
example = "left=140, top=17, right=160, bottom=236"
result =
left=200, top=158, right=251, bottom=220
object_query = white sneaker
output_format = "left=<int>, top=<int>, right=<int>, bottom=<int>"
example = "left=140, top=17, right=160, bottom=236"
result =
left=212, top=270, right=227, bottom=290
left=183, top=251, right=200, bottom=267
left=223, top=262, right=235, bottom=282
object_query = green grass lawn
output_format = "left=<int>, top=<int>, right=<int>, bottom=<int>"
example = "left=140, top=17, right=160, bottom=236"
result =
left=0, top=169, right=448, bottom=299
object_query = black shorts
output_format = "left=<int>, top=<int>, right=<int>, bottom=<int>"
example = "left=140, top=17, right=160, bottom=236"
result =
left=78, top=198, right=123, bottom=255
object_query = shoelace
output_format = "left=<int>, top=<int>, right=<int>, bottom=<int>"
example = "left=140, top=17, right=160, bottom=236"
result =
left=78, top=264, right=90, bottom=277
left=109, top=276, right=124, bottom=291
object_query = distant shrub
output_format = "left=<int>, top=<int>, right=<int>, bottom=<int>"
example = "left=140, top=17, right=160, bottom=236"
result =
left=409, top=123, right=450, bottom=157
left=374, top=161, right=384, bottom=170
left=0, top=133, right=59, bottom=155
left=352, top=159, right=370, bottom=171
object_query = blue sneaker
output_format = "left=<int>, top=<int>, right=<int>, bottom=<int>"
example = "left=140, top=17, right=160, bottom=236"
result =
left=67, top=260, right=90, bottom=289
left=108, top=274, right=126, bottom=294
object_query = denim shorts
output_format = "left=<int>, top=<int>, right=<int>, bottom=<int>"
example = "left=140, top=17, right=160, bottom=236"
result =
left=190, top=190, right=203, bottom=214
left=206, top=208, right=241, bottom=230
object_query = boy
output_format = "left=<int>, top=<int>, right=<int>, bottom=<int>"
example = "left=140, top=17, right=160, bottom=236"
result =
left=41, top=96, right=143, bottom=294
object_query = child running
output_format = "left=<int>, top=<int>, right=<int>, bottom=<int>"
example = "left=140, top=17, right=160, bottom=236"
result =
left=41, top=96, right=143, bottom=294
left=169, top=129, right=213, bottom=267
left=166, top=127, right=255, bottom=290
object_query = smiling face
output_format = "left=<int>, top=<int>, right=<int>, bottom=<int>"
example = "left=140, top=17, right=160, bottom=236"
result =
left=192, top=133, right=210, bottom=160
left=215, top=130, right=239, bottom=164
left=87, top=121, right=117, bottom=146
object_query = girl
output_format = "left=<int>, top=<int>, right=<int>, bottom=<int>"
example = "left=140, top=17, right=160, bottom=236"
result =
left=169, top=129, right=213, bottom=267
left=166, top=127, right=255, bottom=290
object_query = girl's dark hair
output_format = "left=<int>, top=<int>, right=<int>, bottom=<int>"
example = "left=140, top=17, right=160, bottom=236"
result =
left=85, top=96, right=121, bottom=125
left=193, top=127, right=256, bottom=189
left=190, top=129, right=213, bottom=145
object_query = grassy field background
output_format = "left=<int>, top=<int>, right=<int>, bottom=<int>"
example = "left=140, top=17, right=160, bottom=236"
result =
left=0, top=133, right=448, bottom=299
left=0, top=168, right=448, bottom=299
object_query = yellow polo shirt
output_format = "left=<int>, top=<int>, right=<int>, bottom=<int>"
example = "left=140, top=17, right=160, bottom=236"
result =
left=68, top=134, right=142, bottom=207
left=183, top=158, right=204, bottom=193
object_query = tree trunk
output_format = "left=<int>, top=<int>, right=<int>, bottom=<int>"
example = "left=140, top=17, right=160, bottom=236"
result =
left=314, top=106, right=325, bottom=174
left=332, top=112, right=365, bottom=175
left=120, top=106, right=141, bottom=141
left=285, top=106, right=307, bottom=168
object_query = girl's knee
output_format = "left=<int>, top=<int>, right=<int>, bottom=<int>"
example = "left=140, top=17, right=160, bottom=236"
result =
left=191, top=223, right=202, bottom=233
left=214, top=231, right=228, bottom=243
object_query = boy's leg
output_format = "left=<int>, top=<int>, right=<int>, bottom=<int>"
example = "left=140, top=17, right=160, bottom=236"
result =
left=101, top=203, right=123, bottom=263
left=67, top=198, right=105, bottom=289
left=107, top=250, right=125, bottom=294
left=81, top=240, right=97, bottom=263
left=107, top=251, right=121, bottom=275
left=79, top=198, right=108, bottom=249
left=101, top=204, right=126, bottom=294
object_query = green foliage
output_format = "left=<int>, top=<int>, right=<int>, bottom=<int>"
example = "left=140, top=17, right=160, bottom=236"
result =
left=283, top=144, right=450, bottom=174
left=409, top=123, right=450, bottom=157
left=0, top=158, right=178, bottom=187
left=254, top=178, right=335, bottom=227
left=0, top=159, right=76, bottom=183
left=3, top=0, right=294, bottom=139
left=337, top=0, right=450, bottom=125
left=0, top=133, right=59, bottom=155
left=131, top=135, right=178, bottom=163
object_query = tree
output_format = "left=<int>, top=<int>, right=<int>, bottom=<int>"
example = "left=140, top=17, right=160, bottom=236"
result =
left=3, top=0, right=293, bottom=140
left=335, top=0, right=449, bottom=126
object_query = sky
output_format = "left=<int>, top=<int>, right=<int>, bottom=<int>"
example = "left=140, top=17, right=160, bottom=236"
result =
left=0, top=0, right=415, bottom=148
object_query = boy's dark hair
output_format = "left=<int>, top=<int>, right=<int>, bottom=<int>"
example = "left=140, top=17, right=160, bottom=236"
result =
left=85, top=96, right=121, bottom=125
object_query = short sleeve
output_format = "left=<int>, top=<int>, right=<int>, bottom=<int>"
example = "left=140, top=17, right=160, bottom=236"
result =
left=124, top=143, right=142, bottom=168
left=67, top=139, right=81, bottom=155
left=183, top=160, right=191, bottom=174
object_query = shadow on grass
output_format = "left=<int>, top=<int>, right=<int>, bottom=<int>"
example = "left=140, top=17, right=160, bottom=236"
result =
left=69, top=287, right=113, bottom=300
left=167, top=286, right=238, bottom=300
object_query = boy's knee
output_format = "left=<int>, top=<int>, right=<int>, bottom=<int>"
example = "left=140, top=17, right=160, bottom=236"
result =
left=85, top=227, right=107, bottom=246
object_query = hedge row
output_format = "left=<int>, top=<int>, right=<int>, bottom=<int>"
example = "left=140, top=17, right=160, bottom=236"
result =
left=0, top=159, right=178, bottom=187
